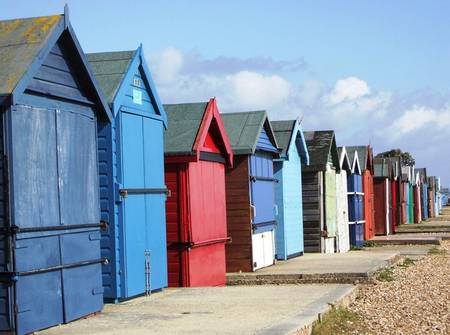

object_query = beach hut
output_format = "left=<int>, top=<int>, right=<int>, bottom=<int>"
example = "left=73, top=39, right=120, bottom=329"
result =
left=271, top=119, right=309, bottom=260
left=87, top=47, right=168, bottom=300
left=401, top=166, right=413, bottom=224
left=428, top=177, right=436, bottom=218
left=0, top=10, right=113, bottom=334
left=435, top=177, right=441, bottom=216
left=222, top=111, right=279, bottom=272
left=373, top=158, right=393, bottom=235
left=415, top=168, right=428, bottom=221
left=413, top=169, right=422, bottom=223
left=346, top=148, right=365, bottom=247
left=302, top=131, right=340, bottom=253
left=336, top=147, right=351, bottom=252
left=164, top=100, right=233, bottom=286
left=347, top=146, right=375, bottom=240
left=386, top=157, right=403, bottom=232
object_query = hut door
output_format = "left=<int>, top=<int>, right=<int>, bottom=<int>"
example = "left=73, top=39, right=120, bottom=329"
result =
left=10, top=106, right=102, bottom=332
left=120, top=112, right=148, bottom=297
left=249, top=152, right=276, bottom=269
left=120, top=112, right=166, bottom=296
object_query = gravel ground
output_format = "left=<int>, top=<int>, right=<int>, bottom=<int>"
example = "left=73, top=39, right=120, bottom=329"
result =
left=350, top=241, right=450, bottom=335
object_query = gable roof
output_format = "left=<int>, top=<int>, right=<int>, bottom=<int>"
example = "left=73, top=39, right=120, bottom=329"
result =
left=0, top=10, right=112, bottom=121
left=337, top=146, right=352, bottom=173
left=303, top=130, right=340, bottom=172
left=374, top=157, right=392, bottom=178
left=164, top=98, right=233, bottom=165
left=345, top=145, right=373, bottom=172
left=221, top=111, right=279, bottom=155
left=87, top=50, right=135, bottom=103
left=87, top=46, right=166, bottom=126
left=271, top=119, right=309, bottom=163
left=415, top=168, right=428, bottom=184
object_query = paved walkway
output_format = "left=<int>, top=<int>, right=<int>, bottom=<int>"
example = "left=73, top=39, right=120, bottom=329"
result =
left=227, top=245, right=432, bottom=285
left=38, top=285, right=355, bottom=335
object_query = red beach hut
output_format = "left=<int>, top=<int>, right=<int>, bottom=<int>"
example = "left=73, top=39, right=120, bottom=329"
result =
left=164, top=99, right=233, bottom=287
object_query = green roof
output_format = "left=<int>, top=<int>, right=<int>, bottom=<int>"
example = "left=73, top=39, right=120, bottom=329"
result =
left=271, top=120, right=296, bottom=157
left=303, top=130, right=339, bottom=171
left=221, top=111, right=273, bottom=155
left=163, top=102, right=208, bottom=155
left=87, top=50, right=135, bottom=103
left=0, top=15, right=61, bottom=96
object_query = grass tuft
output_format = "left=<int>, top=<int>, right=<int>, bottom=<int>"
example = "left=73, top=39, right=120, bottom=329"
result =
left=376, top=267, right=394, bottom=282
left=397, top=257, right=416, bottom=268
left=311, top=306, right=371, bottom=335
left=428, top=246, right=447, bottom=255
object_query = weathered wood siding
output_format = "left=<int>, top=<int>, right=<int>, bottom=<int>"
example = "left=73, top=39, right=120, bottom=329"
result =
left=302, top=171, right=322, bottom=252
left=225, top=155, right=252, bottom=272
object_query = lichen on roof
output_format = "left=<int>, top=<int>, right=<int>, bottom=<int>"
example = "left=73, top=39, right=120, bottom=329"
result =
left=163, top=102, right=208, bottom=155
left=0, top=15, right=61, bottom=95
left=271, top=120, right=296, bottom=158
left=87, top=50, right=135, bottom=104
left=303, top=130, right=339, bottom=171
left=221, top=111, right=274, bottom=155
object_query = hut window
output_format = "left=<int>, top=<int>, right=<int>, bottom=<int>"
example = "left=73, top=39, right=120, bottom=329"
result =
left=133, top=77, right=141, bottom=87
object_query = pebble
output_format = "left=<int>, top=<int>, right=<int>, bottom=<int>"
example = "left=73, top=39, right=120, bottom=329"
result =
left=349, top=241, right=450, bottom=335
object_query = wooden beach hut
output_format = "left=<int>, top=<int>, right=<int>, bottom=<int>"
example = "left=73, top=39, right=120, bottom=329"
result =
left=302, top=131, right=340, bottom=253
left=272, top=119, right=310, bottom=260
left=336, top=147, right=351, bottom=252
left=87, top=46, right=169, bottom=300
left=222, top=111, right=279, bottom=272
left=164, top=99, right=233, bottom=287
left=0, top=10, right=113, bottom=334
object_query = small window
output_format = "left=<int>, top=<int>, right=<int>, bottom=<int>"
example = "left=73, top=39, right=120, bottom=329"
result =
left=133, top=77, right=141, bottom=87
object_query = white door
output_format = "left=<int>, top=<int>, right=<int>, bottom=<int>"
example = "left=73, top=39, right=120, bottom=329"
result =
left=252, top=231, right=275, bottom=270
left=335, top=171, right=350, bottom=253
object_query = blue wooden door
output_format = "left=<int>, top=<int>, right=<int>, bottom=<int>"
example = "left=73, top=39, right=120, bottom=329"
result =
left=121, top=112, right=147, bottom=297
left=10, top=106, right=102, bottom=334
left=249, top=152, right=276, bottom=231
left=120, top=111, right=167, bottom=297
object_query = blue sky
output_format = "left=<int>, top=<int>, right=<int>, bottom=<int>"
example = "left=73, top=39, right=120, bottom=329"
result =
left=2, top=0, right=450, bottom=185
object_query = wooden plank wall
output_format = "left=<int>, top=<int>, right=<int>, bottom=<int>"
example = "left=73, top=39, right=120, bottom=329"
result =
left=302, top=171, right=322, bottom=252
left=225, top=155, right=253, bottom=272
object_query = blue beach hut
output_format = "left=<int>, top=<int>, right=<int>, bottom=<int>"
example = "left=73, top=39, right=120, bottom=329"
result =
left=87, top=46, right=168, bottom=301
left=0, top=9, right=112, bottom=334
left=271, top=119, right=309, bottom=260
left=346, top=149, right=364, bottom=247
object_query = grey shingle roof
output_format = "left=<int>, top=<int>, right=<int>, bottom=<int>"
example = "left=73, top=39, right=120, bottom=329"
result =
left=374, top=157, right=390, bottom=177
left=271, top=120, right=296, bottom=158
left=303, top=130, right=339, bottom=172
left=346, top=146, right=368, bottom=171
left=87, top=50, right=135, bottom=103
left=221, top=111, right=277, bottom=155
left=163, top=102, right=208, bottom=155
left=0, top=15, right=61, bottom=96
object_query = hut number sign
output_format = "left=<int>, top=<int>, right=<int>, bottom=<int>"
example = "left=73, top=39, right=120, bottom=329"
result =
left=133, top=89, right=142, bottom=105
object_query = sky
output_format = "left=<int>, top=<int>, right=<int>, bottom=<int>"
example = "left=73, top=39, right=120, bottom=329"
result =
left=1, top=0, right=449, bottom=185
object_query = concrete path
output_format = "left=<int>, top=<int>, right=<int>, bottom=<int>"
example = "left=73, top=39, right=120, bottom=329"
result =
left=227, top=245, right=432, bottom=285
left=38, top=285, right=355, bottom=335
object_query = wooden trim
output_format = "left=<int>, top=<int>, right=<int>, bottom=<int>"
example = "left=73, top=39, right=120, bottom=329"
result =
left=199, top=151, right=226, bottom=164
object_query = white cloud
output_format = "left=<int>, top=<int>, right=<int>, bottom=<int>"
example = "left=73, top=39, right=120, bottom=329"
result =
left=325, top=77, right=371, bottom=105
left=227, top=71, right=291, bottom=110
left=386, top=105, right=450, bottom=138
left=149, top=47, right=184, bottom=84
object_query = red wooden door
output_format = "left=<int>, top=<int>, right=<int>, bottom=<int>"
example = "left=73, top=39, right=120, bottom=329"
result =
left=187, top=160, right=227, bottom=286
left=363, top=171, right=375, bottom=240
left=165, top=164, right=189, bottom=287
left=374, top=179, right=388, bottom=235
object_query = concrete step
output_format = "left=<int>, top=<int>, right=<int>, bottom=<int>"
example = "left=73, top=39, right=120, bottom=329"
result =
left=370, top=235, right=441, bottom=245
